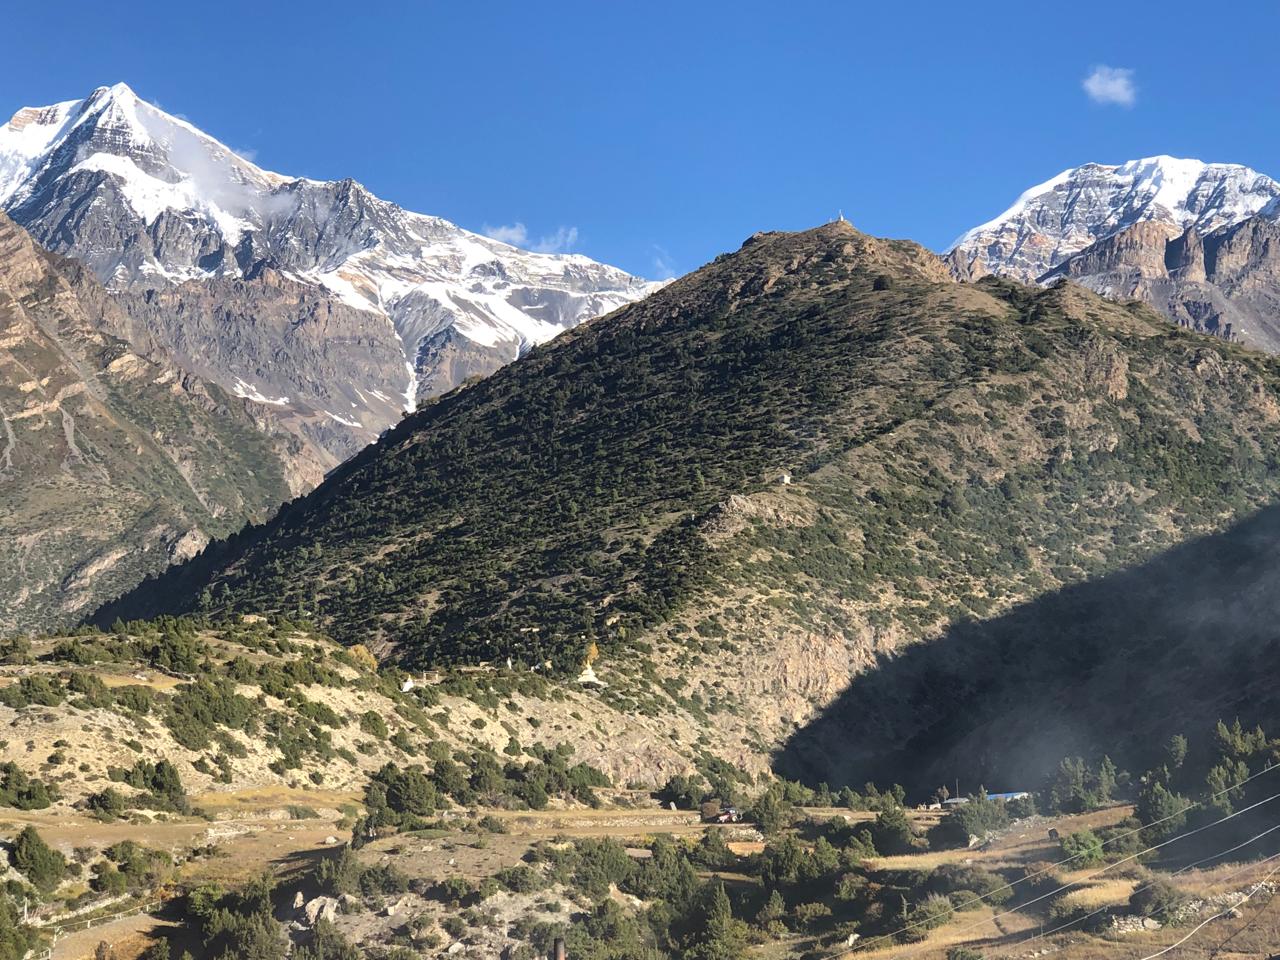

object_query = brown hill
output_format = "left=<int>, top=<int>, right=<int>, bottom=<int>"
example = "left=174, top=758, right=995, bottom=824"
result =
left=0, top=214, right=324, bottom=633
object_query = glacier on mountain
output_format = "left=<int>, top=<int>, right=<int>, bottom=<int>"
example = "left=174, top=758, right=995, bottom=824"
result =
left=0, top=83, right=659, bottom=439
left=948, top=155, right=1280, bottom=282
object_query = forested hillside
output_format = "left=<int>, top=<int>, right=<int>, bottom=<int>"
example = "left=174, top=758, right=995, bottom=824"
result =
left=98, top=221, right=1280, bottom=779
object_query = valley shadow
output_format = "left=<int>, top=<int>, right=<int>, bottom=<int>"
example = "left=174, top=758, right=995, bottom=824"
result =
left=776, top=502, right=1280, bottom=795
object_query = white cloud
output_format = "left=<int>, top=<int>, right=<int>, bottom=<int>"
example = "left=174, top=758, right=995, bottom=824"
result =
left=1083, top=65, right=1136, bottom=107
left=531, top=226, right=579, bottom=254
left=651, top=244, right=677, bottom=280
left=483, top=222, right=579, bottom=254
left=483, top=222, right=529, bottom=246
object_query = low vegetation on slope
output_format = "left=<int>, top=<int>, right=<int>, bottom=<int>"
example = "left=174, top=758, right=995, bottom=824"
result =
left=0, top=614, right=779, bottom=811
left=98, top=222, right=1280, bottom=781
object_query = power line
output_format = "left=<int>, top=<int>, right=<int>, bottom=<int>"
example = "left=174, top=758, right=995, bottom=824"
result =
left=1207, top=877, right=1280, bottom=958
left=854, top=765, right=1280, bottom=953
left=1022, top=824, right=1280, bottom=947
left=1130, top=857, right=1280, bottom=960
left=918, top=761, right=1277, bottom=925
left=940, top=790, right=1280, bottom=949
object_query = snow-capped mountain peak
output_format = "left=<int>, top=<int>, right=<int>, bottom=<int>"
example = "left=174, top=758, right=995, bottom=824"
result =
left=948, top=155, right=1280, bottom=282
left=1, top=84, right=660, bottom=447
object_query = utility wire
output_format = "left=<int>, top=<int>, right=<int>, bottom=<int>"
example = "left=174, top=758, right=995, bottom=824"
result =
left=854, top=763, right=1280, bottom=952
left=927, top=789, right=1280, bottom=951
left=1022, top=824, right=1280, bottom=947
left=1130, top=857, right=1280, bottom=960
left=1207, top=875, right=1280, bottom=958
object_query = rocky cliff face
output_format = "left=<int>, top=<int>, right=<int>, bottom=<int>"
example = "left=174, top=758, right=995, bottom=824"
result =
left=100, top=269, right=411, bottom=458
left=1043, top=214, right=1280, bottom=351
left=948, top=156, right=1280, bottom=283
left=0, top=84, right=659, bottom=457
left=0, top=213, right=321, bottom=633
left=949, top=156, right=1280, bottom=352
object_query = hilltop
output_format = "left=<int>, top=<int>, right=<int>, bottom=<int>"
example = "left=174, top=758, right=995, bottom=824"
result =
left=98, top=220, right=1280, bottom=784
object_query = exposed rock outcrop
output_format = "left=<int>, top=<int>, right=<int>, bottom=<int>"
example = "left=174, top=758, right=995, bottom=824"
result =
left=1043, top=214, right=1280, bottom=351
left=0, top=213, right=312, bottom=633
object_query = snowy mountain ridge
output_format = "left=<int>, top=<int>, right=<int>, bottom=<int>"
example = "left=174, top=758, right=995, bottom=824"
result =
left=0, top=83, right=658, bottom=440
left=948, top=155, right=1280, bottom=282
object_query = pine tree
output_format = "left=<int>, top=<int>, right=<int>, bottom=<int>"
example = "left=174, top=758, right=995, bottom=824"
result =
left=1095, top=756, right=1117, bottom=802
left=755, top=889, right=785, bottom=929
left=1136, top=781, right=1188, bottom=842
left=686, top=883, right=746, bottom=960
left=12, top=826, right=65, bottom=893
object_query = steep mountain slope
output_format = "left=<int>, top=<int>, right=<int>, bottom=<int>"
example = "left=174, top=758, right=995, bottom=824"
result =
left=0, top=83, right=657, bottom=456
left=0, top=213, right=320, bottom=634
left=1041, top=213, right=1280, bottom=352
left=781, top=500, right=1280, bottom=793
left=947, top=156, right=1280, bottom=282
left=99, top=221, right=1280, bottom=770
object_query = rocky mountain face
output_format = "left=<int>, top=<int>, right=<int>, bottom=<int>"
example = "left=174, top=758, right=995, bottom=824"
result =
left=948, top=155, right=1280, bottom=353
left=0, top=213, right=321, bottom=634
left=0, top=83, right=657, bottom=457
left=1041, top=213, right=1280, bottom=351
left=947, top=156, right=1280, bottom=282
left=98, top=220, right=1280, bottom=784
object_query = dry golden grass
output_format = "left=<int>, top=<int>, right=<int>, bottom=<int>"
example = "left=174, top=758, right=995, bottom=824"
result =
left=1058, top=876, right=1135, bottom=911
left=190, top=785, right=360, bottom=811
left=870, top=849, right=982, bottom=871
left=485, top=806, right=708, bottom=838
left=0, top=666, right=187, bottom=692
left=836, top=904, right=1040, bottom=960
left=97, top=672, right=186, bottom=691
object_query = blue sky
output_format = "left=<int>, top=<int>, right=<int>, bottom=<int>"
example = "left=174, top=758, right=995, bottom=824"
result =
left=4, top=0, right=1277, bottom=279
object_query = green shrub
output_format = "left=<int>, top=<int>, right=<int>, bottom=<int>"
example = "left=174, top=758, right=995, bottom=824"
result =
left=359, top=711, right=388, bottom=739
left=1060, top=830, right=1105, bottom=866
left=86, top=787, right=128, bottom=820
left=109, top=759, right=188, bottom=813
left=0, top=763, right=55, bottom=810
left=496, top=864, right=543, bottom=893
left=1129, top=875, right=1187, bottom=924
left=66, top=673, right=112, bottom=708
left=12, top=826, right=65, bottom=892
left=113, top=685, right=155, bottom=714
left=928, top=794, right=1009, bottom=848
left=91, top=861, right=128, bottom=895
left=869, top=806, right=916, bottom=855
left=166, top=678, right=254, bottom=750
left=792, top=900, right=832, bottom=931
left=0, top=676, right=63, bottom=709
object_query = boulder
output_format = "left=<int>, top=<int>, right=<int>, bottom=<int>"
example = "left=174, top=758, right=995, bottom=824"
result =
left=302, top=896, right=339, bottom=927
